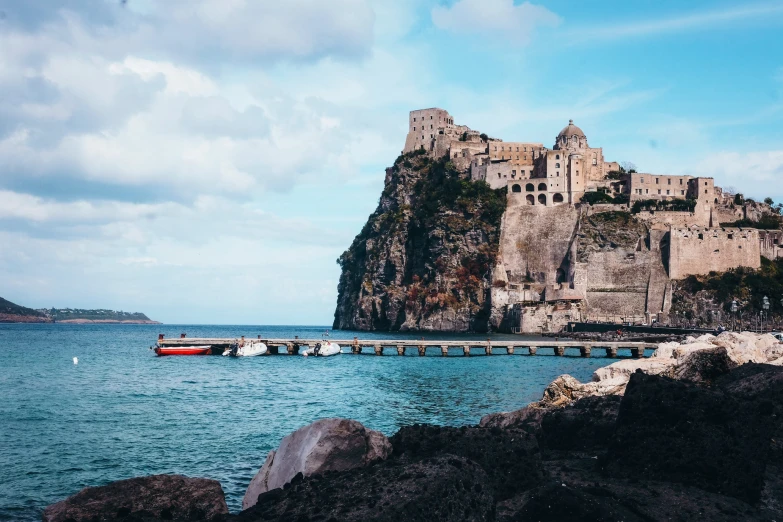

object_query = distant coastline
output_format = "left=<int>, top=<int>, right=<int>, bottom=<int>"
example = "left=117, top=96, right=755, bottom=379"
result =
left=0, top=297, right=158, bottom=324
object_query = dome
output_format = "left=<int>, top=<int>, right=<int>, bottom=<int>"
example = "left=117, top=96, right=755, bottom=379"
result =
left=558, top=119, right=585, bottom=138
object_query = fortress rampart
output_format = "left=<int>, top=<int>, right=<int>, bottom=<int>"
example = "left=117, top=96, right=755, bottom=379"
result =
left=669, top=227, right=761, bottom=279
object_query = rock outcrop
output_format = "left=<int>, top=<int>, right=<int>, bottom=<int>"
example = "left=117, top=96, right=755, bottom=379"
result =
left=42, top=475, right=228, bottom=522
left=242, top=418, right=391, bottom=509
left=333, top=151, right=506, bottom=332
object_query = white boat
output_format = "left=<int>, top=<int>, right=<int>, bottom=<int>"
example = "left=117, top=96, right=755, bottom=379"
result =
left=222, top=341, right=268, bottom=357
left=302, top=341, right=341, bottom=357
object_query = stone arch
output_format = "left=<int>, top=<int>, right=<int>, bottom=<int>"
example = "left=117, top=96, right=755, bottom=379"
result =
left=538, top=183, right=547, bottom=191
left=526, top=183, right=535, bottom=192
left=538, top=194, right=547, bottom=205
left=526, top=194, right=535, bottom=205
left=714, top=198, right=719, bottom=204
left=553, top=193, right=564, bottom=204
left=511, top=184, right=522, bottom=193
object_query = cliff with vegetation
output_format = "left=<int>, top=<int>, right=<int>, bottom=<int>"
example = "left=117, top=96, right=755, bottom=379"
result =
left=333, top=150, right=506, bottom=332
left=671, top=257, right=783, bottom=329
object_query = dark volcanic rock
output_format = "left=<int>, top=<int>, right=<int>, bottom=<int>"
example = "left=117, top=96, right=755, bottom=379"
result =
left=540, top=395, right=621, bottom=452
left=603, top=371, right=779, bottom=504
left=42, top=474, right=228, bottom=522
left=389, top=424, right=544, bottom=501
left=478, top=405, right=545, bottom=432
left=498, top=482, right=646, bottom=522
left=231, top=455, right=494, bottom=522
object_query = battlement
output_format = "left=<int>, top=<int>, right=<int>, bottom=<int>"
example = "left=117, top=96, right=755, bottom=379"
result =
left=669, top=226, right=761, bottom=279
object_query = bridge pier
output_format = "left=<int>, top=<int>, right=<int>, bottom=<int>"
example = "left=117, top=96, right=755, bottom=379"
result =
left=580, top=346, right=591, bottom=358
left=485, top=342, right=492, bottom=356
left=418, top=345, right=426, bottom=357
left=397, top=345, right=405, bottom=356
left=352, top=338, right=361, bottom=355
left=286, top=342, right=295, bottom=355
left=606, top=347, right=617, bottom=358
left=374, top=344, right=383, bottom=356
left=554, top=345, right=565, bottom=356
left=529, top=346, right=537, bottom=356
left=441, top=345, right=448, bottom=357
left=506, top=346, right=514, bottom=355
left=631, top=346, right=644, bottom=358
left=463, top=345, right=470, bottom=357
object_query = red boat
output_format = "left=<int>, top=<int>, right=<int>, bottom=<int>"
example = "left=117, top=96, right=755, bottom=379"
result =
left=154, top=345, right=212, bottom=356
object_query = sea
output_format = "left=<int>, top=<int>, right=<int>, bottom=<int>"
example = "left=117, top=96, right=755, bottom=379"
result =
left=0, top=324, right=634, bottom=521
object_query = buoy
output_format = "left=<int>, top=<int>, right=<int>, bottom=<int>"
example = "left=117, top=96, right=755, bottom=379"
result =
left=73, top=357, right=78, bottom=365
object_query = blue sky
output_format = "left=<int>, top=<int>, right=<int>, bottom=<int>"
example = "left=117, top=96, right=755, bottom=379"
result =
left=0, top=0, right=781, bottom=324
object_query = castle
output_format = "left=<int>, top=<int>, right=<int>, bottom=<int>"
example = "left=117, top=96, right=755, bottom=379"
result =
left=403, top=108, right=777, bottom=331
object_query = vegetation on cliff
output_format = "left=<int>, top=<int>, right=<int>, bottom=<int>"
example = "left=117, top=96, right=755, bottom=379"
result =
left=672, top=257, right=783, bottom=326
left=334, top=150, right=506, bottom=331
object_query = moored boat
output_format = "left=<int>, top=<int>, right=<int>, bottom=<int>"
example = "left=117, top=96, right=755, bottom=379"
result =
left=302, top=341, right=341, bottom=357
left=222, top=341, right=268, bottom=357
left=154, top=345, right=211, bottom=356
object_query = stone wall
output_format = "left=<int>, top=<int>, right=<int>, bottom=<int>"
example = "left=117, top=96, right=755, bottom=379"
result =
left=633, top=209, right=710, bottom=228
left=509, top=301, right=584, bottom=333
left=669, top=227, right=761, bottom=279
left=487, top=141, right=544, bottom=165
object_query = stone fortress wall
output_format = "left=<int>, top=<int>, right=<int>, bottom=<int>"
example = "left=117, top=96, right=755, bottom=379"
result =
left=401, top=107, right=778, bottom=332
left=669, top=227, right=761, bottom=279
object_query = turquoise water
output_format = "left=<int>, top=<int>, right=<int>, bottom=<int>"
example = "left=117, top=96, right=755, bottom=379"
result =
left=0, top=324, right=624, bottom=521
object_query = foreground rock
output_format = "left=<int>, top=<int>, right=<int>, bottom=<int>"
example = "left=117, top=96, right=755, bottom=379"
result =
left=42, top=475, right=228, bottom=522
left=242, top=418, right=392, bottom=509
left=230, top=365, right=783, bottom=521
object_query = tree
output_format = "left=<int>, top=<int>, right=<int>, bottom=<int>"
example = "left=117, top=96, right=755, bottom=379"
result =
left=479, top=133, right=488, bottom=142
left=765, top=197, right=774, bottom=206
left=620, top=161, right=637, bottom=173
left=734, top=193, right=745, bottom=205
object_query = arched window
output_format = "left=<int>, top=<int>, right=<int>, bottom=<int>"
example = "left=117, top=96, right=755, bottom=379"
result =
left=555, top=154, right=560, bottom=160
left=526, top=194, right=535, bottom=205
left=538, top=183, right=547, bottom=191
left=526, top=183, right=535, bottom=192
left=553, top=193, right=564, bottom=204
left=555, top=163, right=560, bottom=168
left=512, top=184, right=522, bottom=193
left=538, top=194, right=547, bottom=205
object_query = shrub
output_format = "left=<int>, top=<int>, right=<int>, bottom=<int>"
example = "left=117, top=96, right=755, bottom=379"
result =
left=479, top=133, right=488, bottom=142
left=581, top=192, right=614, bottom=205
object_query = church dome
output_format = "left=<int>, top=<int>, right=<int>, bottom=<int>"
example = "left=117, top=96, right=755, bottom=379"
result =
left=558, top=119, right=585, bottom=138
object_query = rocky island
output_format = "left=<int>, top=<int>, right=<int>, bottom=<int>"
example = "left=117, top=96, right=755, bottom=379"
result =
left=0, top=297, right=158, bottom=324
left=335, top=108, right=783, bottom=333
left=43, top=330, right=783, bottom=521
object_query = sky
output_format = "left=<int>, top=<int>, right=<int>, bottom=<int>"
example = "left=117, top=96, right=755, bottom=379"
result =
left=0, top=0, right=782, bottom=324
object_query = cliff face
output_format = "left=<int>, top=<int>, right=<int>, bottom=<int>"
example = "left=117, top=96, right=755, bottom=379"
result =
left=333, top=150, right=506, bottom=332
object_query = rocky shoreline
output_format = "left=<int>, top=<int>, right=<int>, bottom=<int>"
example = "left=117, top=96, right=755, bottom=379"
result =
left=43, top=331, right=783, bottom=521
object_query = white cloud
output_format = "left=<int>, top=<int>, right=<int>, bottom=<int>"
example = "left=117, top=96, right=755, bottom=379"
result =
left=694, top=150, right=783, bottom=198
left=571, top=2, right=783, bottom=41
left=431, top=0, right=560, bottom=44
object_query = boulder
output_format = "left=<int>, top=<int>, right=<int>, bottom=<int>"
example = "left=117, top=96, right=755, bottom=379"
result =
left=233, top=455, right=494, bottom=522
left=42, top=475, right=228, bottom=522
left=673, top=346, right=738, bottom=384
left=479, top=404, right=545, bottom=430
left=713, top=331, right=768, bottom=364
left=242, top=418, right=391, bottom=509
left=592, top=358, right=675, bottom=382
left=651, top=341, right=680, bottom=359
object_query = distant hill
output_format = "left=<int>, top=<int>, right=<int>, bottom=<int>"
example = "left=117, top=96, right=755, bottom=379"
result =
left=0, top=297, right=158, bottom=324
left=0, top=297, right=51, bottom=323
